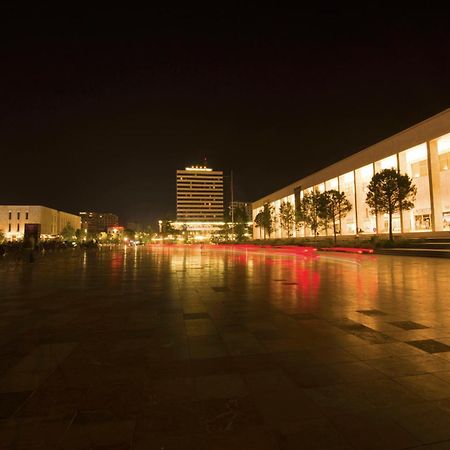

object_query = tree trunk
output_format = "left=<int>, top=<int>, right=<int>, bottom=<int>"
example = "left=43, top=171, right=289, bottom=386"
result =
left=333, top=219, right=337, bottom=245
left=389, top=210, right=393, bottom=242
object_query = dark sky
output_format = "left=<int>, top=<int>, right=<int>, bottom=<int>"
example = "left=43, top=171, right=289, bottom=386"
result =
left=1, top=5, right=449, bottom=228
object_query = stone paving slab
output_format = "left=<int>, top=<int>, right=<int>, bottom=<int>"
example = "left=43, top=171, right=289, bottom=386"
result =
left=0, top=246, right=450, bottom=449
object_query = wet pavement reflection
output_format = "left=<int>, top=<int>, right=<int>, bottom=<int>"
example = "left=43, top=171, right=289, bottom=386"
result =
left=1, top=245, right=450, bottom=449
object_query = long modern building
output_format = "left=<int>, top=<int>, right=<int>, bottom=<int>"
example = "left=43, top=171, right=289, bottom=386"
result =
left=176, top=165, right=224, bottom=221
left=253, top=109, right=450, bottom=238
left=0, top=205, right=80, bottom=241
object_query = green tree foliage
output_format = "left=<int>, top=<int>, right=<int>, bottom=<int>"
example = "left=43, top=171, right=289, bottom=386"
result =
left=319, top=190, right=352, bottom=244
left=75, top=228, right=97, bottom=242
left=217, top=222, right=232, bottom=242
left=160, top=220, right=176, bottom=238
left=366, top=168, right=417, bottom=241
left=214, top=211, right=232, bottom=243
left=180, top=223, right=193, bottom=244
left=123, top=229, right=135, bottom=242
left=296, top=190, right=323, bottom=238
left=61, top=223, right=76, bottom=242
left=233, top=205, right=250, bottom=242
left=279, top=201, right=295, bottom=237
left=254, top=211, right=264, bottom=238
left=253, top=204, right=275, bottom=239
left=108, top=228, right=123, bottom=244
left=133, top=225, right=155, bottom=244
left=261, top=203, right=275, bottom=238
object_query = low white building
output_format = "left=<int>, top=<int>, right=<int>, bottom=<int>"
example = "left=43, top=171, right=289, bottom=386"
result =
left=0, top=205, right=81, bottom=241
left=253, top=109, right=450, bottom=238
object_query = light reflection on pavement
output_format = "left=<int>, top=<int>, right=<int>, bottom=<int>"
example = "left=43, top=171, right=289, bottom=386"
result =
left=0, top=245, right=450, bottom=448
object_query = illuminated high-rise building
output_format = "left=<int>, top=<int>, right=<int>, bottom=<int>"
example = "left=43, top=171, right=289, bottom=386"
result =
left=176, top=165, right=224, bottom=221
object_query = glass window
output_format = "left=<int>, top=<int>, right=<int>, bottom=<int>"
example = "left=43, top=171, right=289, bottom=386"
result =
left=437, top=133, right=450, bottom=155
left=375, top=154, right=400, bottom=234
left=323, top=178, right=339, bottom=235
left=316, top=183, right=325, bottom=193
left=439, top=153, right=450, bottom=171
left=273, top=200, right=281, bottom=238
left=325, top=178, right=338, bottom=191
left=8, top=211, right=11, bottom=220
left=26, top=212, right=29, bottom=220
left=355, top=164, right=376, bottom=234
left=399, top=143, right=431, bottom=232
left=437, top=133, right=450, bottom=230
left=338, top=171, right=356, bottom=234
left=376, top=155, right=397, bottom=171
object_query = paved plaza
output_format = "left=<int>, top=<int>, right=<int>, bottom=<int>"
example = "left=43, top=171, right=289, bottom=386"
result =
left=1, top=245, right=450, bottom=449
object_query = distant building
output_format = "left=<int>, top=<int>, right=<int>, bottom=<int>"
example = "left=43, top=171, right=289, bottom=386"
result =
left=0, top=205, right=80, bottom=240
left=80, top=212, right=119, bottom=234
left=176, top=164, right=224, bottom=221
left=163, top=164, right=225, bottom=240
left=229, top=201, right=252, bottom=220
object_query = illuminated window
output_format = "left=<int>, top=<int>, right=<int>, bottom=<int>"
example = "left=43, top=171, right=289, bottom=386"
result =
left=399, top=143, right=431, bottom=232
left=378, top=155, right=397, bottom=170
left=325, top=178, right=338, bottom=191
left=439, top=153, right=450, bottom=171
left=411, top=160, right=428, bottom=177
left=338, top=171, right=356, bottom=234
left=437, top=134, right=450, bottom=230
left=355, top=164, right=376, bottom=233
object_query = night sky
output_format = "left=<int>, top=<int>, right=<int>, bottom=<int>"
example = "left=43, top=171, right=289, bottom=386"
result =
left=1, top=6, right=449, bottom=228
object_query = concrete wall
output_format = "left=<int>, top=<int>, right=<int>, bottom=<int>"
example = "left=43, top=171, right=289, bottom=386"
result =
left=0, top=205, right=80, bottom=240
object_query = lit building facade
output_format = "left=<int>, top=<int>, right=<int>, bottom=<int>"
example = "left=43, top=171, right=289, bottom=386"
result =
left=0, top=205, right=80, bottom=240
left=253, top=109, right=450, bottom=238
left=176, top=165, right=224, bottom=221
left=162, top=165, right=225, bottom=240
left=80, top=212, right=119, bottom=234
